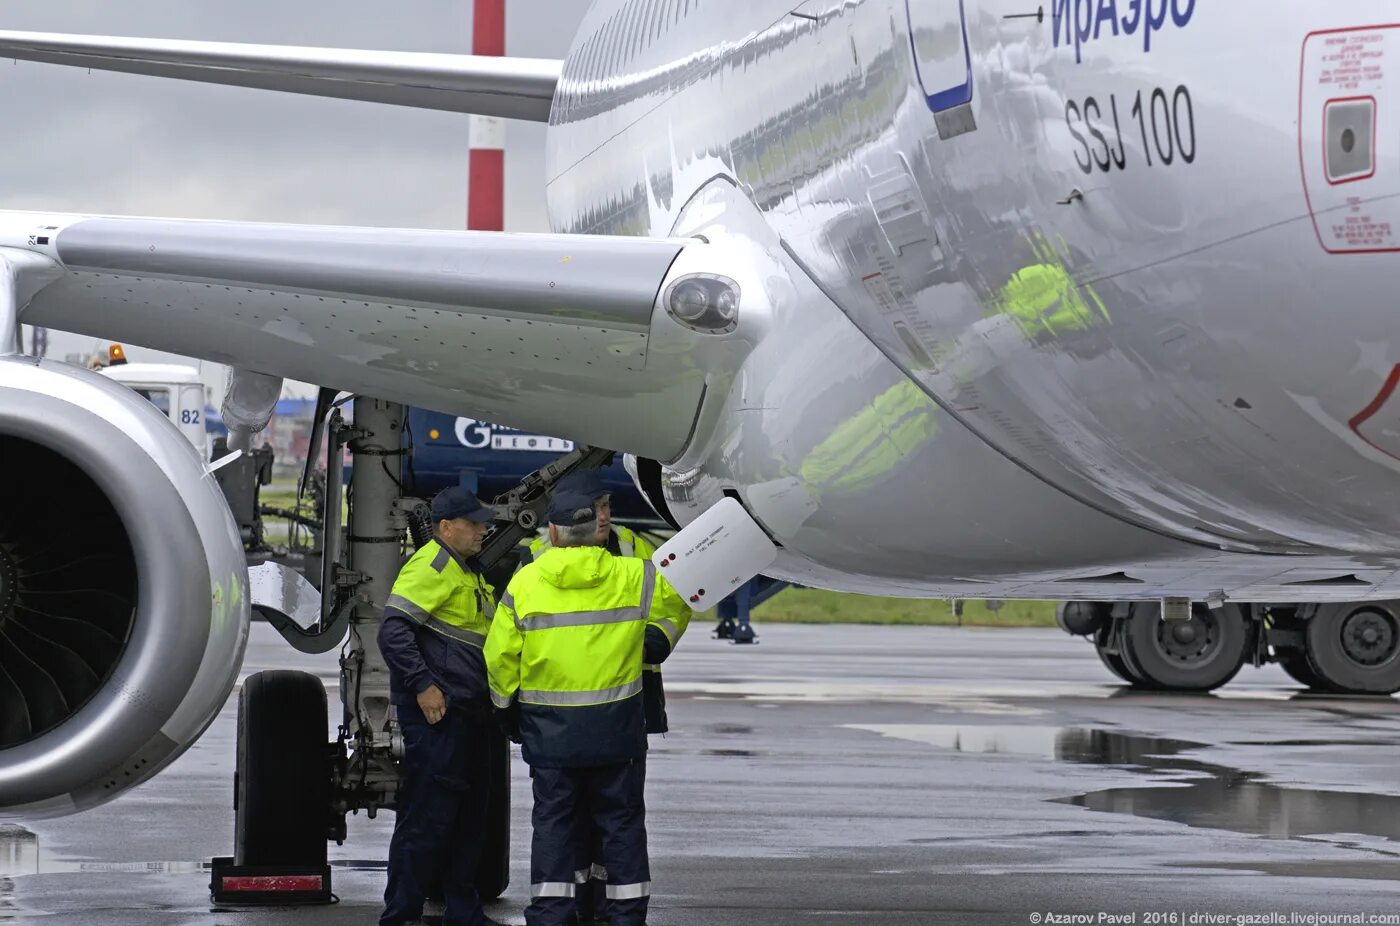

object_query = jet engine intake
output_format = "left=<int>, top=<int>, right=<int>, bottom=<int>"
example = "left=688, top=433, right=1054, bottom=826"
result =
left=0, top=358, right=249, bottom=817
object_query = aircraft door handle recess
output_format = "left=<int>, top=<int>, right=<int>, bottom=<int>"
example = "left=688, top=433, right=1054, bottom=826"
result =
left=905, top=0, right=977, bottom=139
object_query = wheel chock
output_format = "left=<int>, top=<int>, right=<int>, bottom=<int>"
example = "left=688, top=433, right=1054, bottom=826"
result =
left=209, top=856, right=334, bottom=905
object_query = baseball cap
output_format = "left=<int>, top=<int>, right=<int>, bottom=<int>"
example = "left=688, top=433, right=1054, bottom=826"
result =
left=547, top=491, right=598, bottom=527
left=430, top=486, right=496, bottom=524
left=554, top=469, right=608, bottom=500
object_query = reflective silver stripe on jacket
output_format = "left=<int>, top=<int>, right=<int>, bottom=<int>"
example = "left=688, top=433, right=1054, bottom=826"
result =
left=640, top=560, right=657, bottom=618
left=618, top=535, right=635, bottom=558
left=531, top=882, right=577, bottom=898
left=490, top=689, right=514, bottom=709
left=503, top=591, right=526, bottom=631
left=425, top=618, right=486, bottom=647
left=430, top=545, right=452, bottom=573
left=385, top=593, right=432, bottom=624
left=516, top=607, right=642, bottom=631
left=642, top=663, right=660, bottom=672
left=590, top=863, right=608, bottom=881
left=518, top=678, right=643, bottom=706
left=384, top=594, right=486, bottom=648
left=606, top=881, right=651, bottom=900
left=650, top=617, right=680, bottom=647
left=573, top=868, right=591, bottom=884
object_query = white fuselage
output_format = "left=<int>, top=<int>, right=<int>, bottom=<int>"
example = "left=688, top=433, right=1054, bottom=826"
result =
left=12, top=1, right=1400, bottom=601
left=540, top=0, right=1400, bottom=600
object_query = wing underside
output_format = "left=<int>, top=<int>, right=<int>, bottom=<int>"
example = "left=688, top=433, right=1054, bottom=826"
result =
left=0, top=30, right=560, bottom=120
left=0, top=212, right=723, bottom=461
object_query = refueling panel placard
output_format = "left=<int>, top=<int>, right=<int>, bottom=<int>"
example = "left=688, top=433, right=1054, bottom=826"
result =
left=1301, top=25, right=1400, bottom=253
left=651, top=497, right=777, bottom=612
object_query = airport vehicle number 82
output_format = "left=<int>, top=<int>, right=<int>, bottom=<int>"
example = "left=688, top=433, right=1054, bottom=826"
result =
left=1066, top=85, right=1196, bottom=175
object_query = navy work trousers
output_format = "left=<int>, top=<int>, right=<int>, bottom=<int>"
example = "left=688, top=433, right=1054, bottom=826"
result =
left=381, top=707, right=490, bottom=926
left=526, top=759, right=649, bottom=926
left=575, top=802, right=608, bottom=923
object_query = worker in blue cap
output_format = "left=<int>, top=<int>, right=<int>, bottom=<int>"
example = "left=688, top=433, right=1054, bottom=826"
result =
left=486, top=491, right=691, bottom=926
left=379, top=485, right=501, bottom=926
left=528, top=469, right=653, bottom=561
left=523, top=471, right=689, bottom=925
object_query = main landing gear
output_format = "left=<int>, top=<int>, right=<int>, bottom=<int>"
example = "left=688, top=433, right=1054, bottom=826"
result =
left=1060, top=599, right=1400, bottom=695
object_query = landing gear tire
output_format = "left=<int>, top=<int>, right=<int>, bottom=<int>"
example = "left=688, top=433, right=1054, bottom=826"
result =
left=1277, top=650, right=1326, bottom=689
left=235, top=670, right=330, bottom=867
left=1119, top=602, right=1249, bottom=691
left=1269, top=611, right=1325, bottom=690
left=1093, top=626, right=1143, bottom=686
left=1304, top=603, right=1400, bottom=695
left=475, top=727, right=511, bottom=901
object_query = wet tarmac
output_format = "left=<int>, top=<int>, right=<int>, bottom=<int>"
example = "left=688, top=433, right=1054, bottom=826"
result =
left=5, top=623, right=1400, bottom=924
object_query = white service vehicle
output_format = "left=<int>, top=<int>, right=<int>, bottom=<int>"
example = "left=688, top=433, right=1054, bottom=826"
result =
left=94, top=352, right=209, bottom=454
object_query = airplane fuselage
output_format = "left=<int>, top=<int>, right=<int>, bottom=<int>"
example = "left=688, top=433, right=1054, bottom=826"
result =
left=543, top=0, right=1400, bottom=598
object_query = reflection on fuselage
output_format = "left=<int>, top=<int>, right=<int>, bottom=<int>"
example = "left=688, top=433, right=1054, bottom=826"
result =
left=546, top=0, right=1400, bottom=584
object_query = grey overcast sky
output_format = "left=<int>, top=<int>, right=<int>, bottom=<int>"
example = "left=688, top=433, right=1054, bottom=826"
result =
left=1, top=1, right=590, bottom=396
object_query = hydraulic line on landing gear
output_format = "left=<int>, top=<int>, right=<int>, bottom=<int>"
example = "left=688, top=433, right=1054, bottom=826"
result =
left=471, top=444, right=616, bottom=574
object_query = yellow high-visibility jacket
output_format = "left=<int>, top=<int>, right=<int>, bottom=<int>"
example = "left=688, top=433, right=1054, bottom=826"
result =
left=526, top=525, right=687, bottom=733
left=485, top=545, right=688, bottom=767
left=528, top=523, right=655, bottom=560
left=380, top=539, right=495, bottom=706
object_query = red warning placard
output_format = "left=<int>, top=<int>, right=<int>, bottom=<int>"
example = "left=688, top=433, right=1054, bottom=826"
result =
left=1300, top=26, right=1400, bottom=253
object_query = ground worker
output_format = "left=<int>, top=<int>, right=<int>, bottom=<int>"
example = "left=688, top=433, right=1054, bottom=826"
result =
left=377, top=485, right=499, bottom=926
left=525, top=470, right=684, bottom=732
left=526, top=470, right=688, bottom=925
left=527, top=471, right=654, bottom=561
left=485, top=491, right=691, bottom=926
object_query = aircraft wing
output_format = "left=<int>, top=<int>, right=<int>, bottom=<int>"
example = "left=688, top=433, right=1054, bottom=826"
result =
left=0, top=30, right=559, bottom=120
left=0, top=212, right=747, bottom=462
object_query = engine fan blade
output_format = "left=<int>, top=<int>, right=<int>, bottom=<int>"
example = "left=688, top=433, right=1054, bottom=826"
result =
left=12, top=608, right=121, bottom=675
left=14, top=589, right=135, bottom=641
left=0, top=619, right=99, bottom=709
left=0, top=660, right=32, bottom=746
left=0, top=632, right=68, bottom=736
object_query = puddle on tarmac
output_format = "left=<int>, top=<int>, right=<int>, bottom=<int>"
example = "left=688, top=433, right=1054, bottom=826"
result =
left=0, top=825, right=389, bottom=879
left=1173, top=859, right=1400, bottom=879
left=0, top=877, right=16, bottom=921
left=848, top=724, right=1400, bottom=844
left=0, top=827, right=40, bottom=879
left=701, top=749, right=761, bottom=757
left=706, top=723, right=756, bottom=735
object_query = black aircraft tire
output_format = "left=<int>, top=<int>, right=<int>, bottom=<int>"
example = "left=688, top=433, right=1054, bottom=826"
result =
left=1277, top=649, right=1326, bottom=690
left=475, top=727, right=512, bottom=901
left=1121, top=602, right=1249, bottom=692
left=235, top=670, right=330, bottom=867
left=1304, top=603, right=1400, bottom=695
left=1093, top=628, right=1144, bottom=686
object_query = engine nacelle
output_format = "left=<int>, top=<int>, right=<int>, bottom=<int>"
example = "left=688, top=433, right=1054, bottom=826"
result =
left=0, top=357, right=249, bottom=816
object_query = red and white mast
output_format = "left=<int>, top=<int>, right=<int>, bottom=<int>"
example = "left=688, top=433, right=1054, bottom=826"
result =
left=468, top=0, right=506, bottom=232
